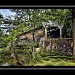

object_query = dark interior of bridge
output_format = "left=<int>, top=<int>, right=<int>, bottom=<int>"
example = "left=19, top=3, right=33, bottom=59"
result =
left=47, top=27, right=60, bottom=38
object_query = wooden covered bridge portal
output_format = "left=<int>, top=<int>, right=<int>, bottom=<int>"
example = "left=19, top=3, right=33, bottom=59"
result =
left=15, top=20, right=73, bottom=56
left=42, top=20, right=64, bottom=39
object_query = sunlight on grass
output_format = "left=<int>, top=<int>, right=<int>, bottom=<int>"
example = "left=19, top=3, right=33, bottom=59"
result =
left=34, top=52, right=75, bottom=66
left=34, top=58, right=75, bottom=66
left=0, top=48, right=3, bottom=52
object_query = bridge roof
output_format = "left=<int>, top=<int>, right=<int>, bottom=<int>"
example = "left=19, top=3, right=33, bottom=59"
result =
left=42, top=20, right=64, bottom=29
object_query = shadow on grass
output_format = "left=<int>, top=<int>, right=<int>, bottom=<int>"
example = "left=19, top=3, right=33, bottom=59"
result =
left=41, top=52, right=73, bottom=61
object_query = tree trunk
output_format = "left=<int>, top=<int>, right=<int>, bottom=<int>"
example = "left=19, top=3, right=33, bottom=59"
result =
left=9, top=42, right=14, bottom=53
left=45, top=27, right=47, bottom=40
left=32, top=24, right=35, bottom=60
left=72, top=9, right=75, bottom=60
left=60, top=28, right=62, bottom=38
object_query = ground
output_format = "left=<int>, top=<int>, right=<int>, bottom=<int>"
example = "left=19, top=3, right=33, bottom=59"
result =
left=1, top=49, right=75, bottom=66
left=30, top=52, right=75, bottom=66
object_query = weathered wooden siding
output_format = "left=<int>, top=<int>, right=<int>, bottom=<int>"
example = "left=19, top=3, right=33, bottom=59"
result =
left=39, top=38, right=73, bottom=55
left=19, top=28, right=44, bottom=41
left=16, top=26, right=73, bottom=56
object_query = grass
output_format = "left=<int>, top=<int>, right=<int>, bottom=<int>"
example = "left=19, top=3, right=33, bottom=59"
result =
left=34, top=59, right=75, bottom=66
left=33, top=52, right=75, bottom=66
left=0, top=48, right=3, bottom=52
left=0, top=49, right=75, bottom=66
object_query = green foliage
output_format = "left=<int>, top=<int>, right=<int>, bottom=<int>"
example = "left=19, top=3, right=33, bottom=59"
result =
left=23, top=42, right=36, bottom=56
left=0, top=9, right=73, bottom=66
left=40, top=51, right=48, bottom=57
left=34, top=52, right=74, bottom=66
left=0, top=13, right=3, bottom=24
left=23, top=45, right=31, bottom=56
left=34, top=52, right=42, bottom=63
left=10, top=9, right=72, bottom=37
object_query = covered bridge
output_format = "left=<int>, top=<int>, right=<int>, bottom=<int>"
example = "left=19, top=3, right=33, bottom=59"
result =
left=15, top=21, right=73, bottom=55
left=17, top=20, right=64, bottom=43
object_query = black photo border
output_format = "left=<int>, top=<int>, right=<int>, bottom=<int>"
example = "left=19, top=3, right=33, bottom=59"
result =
left=0, top=5, right=75, bottom=70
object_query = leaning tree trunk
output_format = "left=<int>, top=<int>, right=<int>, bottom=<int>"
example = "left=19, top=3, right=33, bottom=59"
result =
left=9, top=42, right=14, bottom=53
left=72, top=9, right=75, bottom=59
left=32, top=23, right=35, bottom=60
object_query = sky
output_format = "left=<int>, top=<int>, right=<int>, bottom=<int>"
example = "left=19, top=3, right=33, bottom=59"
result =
left=0, top=9, right=16, bottom=19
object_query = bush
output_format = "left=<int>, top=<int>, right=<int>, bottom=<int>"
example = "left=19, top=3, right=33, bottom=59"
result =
left=34, top=53, right=42, bottom=62
left=40, top=51, right=48, bottom=57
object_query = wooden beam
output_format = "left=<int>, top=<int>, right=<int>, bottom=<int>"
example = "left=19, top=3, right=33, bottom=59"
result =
left=45, top=27, right=47, bottom=40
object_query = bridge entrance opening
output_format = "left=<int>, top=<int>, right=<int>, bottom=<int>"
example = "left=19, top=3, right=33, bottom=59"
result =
left=47, top=27, right=60, bottom=38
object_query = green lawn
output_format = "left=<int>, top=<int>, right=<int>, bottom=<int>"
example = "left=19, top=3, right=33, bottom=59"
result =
left=34, top=58, right=75, bottom=66
left=0, top=48, right=3, bottom=52
left=1, top=50, right=75, bottom=66
left=33, top=52, right=75, bottom=66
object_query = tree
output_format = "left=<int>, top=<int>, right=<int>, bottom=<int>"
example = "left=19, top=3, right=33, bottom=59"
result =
left=10, top=9, right=42, bottom=60
left=0, top=13, right=4, bottom=24
left=38, top=9, right=72, bottom=37
left=9, top=9, right=72, bottom=59
left=3, top=17, right=12, bottom=24
left=72, top=9, right=75, bottom=60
